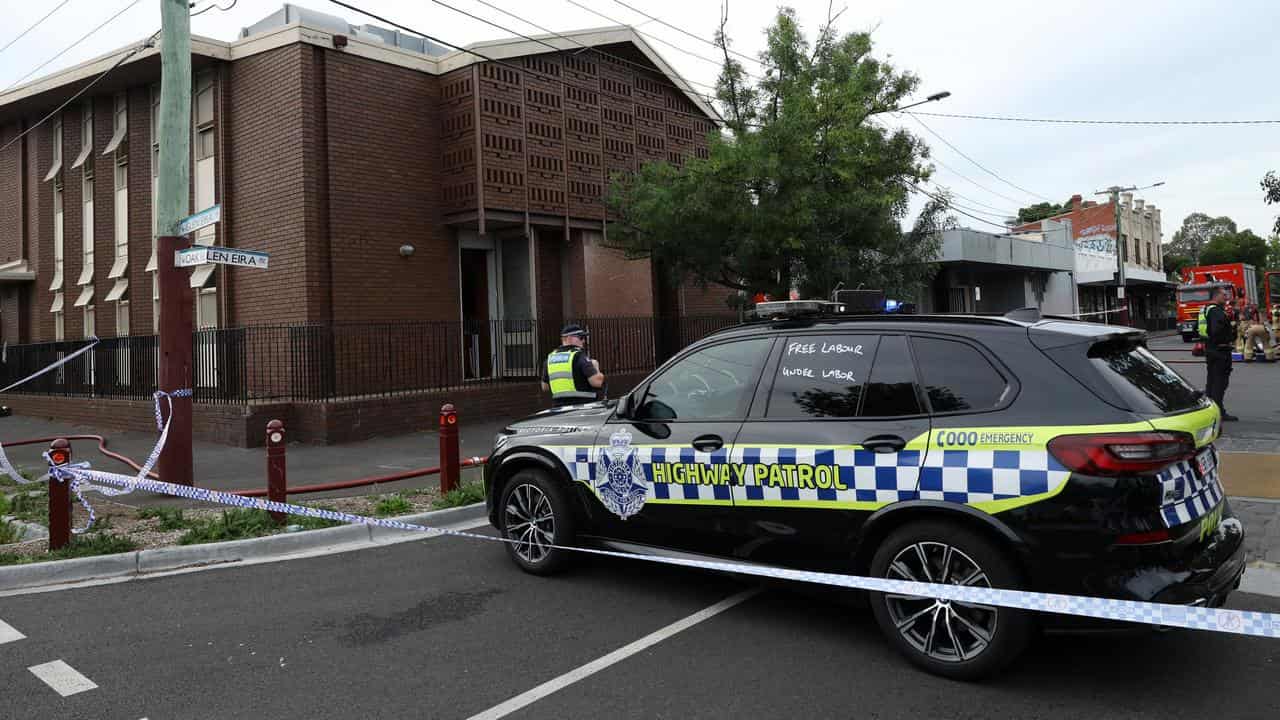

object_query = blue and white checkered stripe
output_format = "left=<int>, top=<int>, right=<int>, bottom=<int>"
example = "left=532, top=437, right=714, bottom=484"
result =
left=918, top=449, right=1071, bottom=504
left=43, top=460, right=1280, bottom=641
left=554, top=445, right=1076, bottom=508
left=1157, top=451, right=1224, bottom=528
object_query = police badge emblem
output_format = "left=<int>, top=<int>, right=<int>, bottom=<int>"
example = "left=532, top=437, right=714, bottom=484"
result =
left=595, top=428, right=649, bottom=520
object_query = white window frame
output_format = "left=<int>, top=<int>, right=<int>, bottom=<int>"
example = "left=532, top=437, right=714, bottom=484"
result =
left=44, top=115, right=63, bottom=182
left=79, top=174, right=94, bottom=286
left=51, top=185, right=64, bottom=292
left=146, top=84, right=159, bottom=273
left=72, top=101, right=93, bottom=170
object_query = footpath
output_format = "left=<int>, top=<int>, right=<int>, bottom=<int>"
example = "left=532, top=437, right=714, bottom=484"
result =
left=0, top=413, right=509, bottom=505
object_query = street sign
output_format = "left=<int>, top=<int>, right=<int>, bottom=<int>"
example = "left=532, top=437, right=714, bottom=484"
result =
left=174, top=246, right=270, bottom=269
left=175, top=204, right=221, bottom=236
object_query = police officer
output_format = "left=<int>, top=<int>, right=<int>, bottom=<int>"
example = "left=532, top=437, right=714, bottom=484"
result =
left=541, top=324, right=604, bottom=406
left=1199, top=287, right=1238, bottom=421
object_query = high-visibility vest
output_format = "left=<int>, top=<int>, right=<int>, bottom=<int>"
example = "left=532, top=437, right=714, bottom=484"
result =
left=546, top=349, right=595, bottom=401
left=1198, top=305, right=1211, bottom=339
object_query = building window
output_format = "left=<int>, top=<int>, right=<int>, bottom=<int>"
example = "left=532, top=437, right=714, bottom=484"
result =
left=147, top=84, right=159, bottom=274
left=51, top=182, right=64, bottom=293
left=190, top=71, right=218, bottom=323
left=44, top=114, right=63, bottom=182
left=116, top=300, right=130, bottom=336
left=72, top=100, right=94, bottom=171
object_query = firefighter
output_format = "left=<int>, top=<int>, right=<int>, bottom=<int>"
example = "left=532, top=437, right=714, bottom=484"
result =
left=1199, top=287, right=1237, bottom=420
left=541, top=324, right=605, bottom=406
left=1238, top=300, right=1271, bottom=361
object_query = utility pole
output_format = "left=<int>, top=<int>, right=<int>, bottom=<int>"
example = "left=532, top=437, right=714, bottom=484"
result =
left=1095, top=181, right=1164, bottom=328
left=156, top=0, right=193, bottom=486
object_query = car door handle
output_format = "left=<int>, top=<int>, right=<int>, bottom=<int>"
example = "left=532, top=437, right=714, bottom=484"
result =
left=862, top=434, right=907, bottom=454
left=691, top=434, right=724, bottom=452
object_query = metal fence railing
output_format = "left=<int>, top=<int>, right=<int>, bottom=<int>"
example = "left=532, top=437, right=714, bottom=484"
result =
left=0, top=315, right=742, bottom=404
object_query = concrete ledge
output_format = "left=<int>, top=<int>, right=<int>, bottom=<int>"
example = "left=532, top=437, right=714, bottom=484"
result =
left=0, top=502, right=488, bottom=592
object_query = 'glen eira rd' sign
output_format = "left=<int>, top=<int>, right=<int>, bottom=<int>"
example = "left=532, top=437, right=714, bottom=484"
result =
left=175, top=246, right=270, bottom=269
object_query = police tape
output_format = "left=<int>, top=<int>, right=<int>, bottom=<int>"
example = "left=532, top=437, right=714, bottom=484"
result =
left=0, top=337, right=102, bottom=487
left=47, top=459, right=1280, bottom=641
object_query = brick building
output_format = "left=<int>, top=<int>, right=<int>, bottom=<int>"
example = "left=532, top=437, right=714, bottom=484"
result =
left=0, top=6, right=731, bottom=444
left=1012, top=192, right=1173, bottom=327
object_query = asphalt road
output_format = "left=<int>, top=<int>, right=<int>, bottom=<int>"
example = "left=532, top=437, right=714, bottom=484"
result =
left=1147, top=334, right=1280, bottom=450
left=3, top=530, right=1279, bottom=720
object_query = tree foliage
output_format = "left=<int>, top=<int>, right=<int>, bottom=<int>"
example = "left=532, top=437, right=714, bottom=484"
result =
left=1267, top=234, right=1280, bottom=269
left=1161, top=251, right=1193, bottom=277
left=1199, top=229, right=1270, bottom=268
left=606, top=8, right=944, bottom=300
left=1166, top=213, right=1238, bottom=265
left=1264, top=171, right=1280, bottom=236
left=1016, top=201, right=1071, bottom=225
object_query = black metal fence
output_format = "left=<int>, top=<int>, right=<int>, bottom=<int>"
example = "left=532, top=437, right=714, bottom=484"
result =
left=0, top=315, right=742, bottom=405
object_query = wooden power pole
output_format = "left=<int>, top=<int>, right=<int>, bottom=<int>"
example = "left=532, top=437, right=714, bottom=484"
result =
left=156, top=0, right=194, bottom=486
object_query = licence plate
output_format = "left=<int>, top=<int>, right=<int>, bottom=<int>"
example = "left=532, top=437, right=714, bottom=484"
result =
left=1195, top=447, right=1217, bottom=479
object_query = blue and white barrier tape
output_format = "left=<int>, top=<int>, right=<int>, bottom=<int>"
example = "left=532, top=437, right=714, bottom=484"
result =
left=47, top=461, right=1280, bottom=641
left=0, top=337, right=102, bottom=486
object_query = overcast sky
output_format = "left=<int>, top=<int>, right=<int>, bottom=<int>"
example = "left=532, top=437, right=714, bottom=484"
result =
left=3, top=0, right=1278, bottom=241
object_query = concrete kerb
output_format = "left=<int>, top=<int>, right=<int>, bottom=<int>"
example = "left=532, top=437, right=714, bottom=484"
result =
left=0, top=502, right=489, bottom=592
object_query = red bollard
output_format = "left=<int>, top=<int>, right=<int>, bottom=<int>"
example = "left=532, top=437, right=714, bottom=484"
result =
left=439, top=403, right=460, bottom=495
left=47, top=438, right=72, bottom=551
left=266, top=419, right=287, bottom=524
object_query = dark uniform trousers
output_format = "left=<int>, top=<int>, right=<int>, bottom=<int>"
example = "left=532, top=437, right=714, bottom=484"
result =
left=1205, top=347, right=1232, bottom=414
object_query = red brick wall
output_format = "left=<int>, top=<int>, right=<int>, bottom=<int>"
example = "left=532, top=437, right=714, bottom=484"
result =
left=0, top=122, right=21, bottom=264
left=322, top=49, right=453, bottom=324
left=91, top=94, right=117, bottom=338
left=126, top=85, right=154, bottom=337
left=582, top=231, right=652, bottom=316
left=680, top=282, right=738, bottom=315
left=226, top=44, right=312, bottom=327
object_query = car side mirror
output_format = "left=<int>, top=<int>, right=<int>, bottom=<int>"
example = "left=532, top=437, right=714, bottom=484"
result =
left=615, top=392, right=632, bottom=419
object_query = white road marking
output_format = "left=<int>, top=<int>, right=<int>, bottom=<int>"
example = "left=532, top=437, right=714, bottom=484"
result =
left=0, top=618, right=26, bottom=644
left=465, top=588, right=761, bottom=720
left=28, top=660, right=98, bottom=697
left=1241, top=563, right=1280, bottom=597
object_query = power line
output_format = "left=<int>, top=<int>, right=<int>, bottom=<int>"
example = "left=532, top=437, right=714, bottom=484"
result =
left=0, top=0, right=75, bottom=58
left=909, top=110, right=1280, bottom=126
left=927, top=184, right=1017, bottom=216
left=0, top=36, right=154, bottom=155
left=606, top=0, right=764, bottom=66
left=927, top=154, right=1030, bottom=207
left=562, top=0, right=742, bottom=72
left=446, top=0, right=721, bottom=97
left=908, top=182, right=1015, bottom=232
left=904, top=112, right=1052, bottom=203
left=325, top=0, right=720, bottom=126
left=5, top=0, right=144, bottom=91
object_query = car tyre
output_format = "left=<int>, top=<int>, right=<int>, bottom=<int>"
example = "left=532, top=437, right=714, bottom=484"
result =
left=498, top=469, right=577, bottom=575
left=869, top=521, right=1031, bottom=681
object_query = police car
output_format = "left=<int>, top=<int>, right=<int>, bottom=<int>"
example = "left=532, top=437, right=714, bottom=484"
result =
left=483, top=302, right=1245, bottom=679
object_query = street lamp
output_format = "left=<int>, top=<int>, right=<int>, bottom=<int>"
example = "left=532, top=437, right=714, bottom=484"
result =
left=879, top=90, right=951, bottom=115
left=1094, top=181, right=1166, bottom=326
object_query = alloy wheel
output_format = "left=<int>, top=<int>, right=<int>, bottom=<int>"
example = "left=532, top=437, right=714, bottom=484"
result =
left=882, top=541, right=998, bottom=663
left=504, top=482, right=556, bottom=563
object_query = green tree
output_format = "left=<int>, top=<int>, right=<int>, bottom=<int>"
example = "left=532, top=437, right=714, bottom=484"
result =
left=1263, top=171, right=1280, bottom=235
left=1267, top=234, right=1280, bottom=269
left=1161, top=250, right=1193, bottom=277
left=1166, top=213, right=1237, bottom=265
left=1016, top=201, right=1070, bottom=225
left=606, top=8, right=945, bottom=300
left=1198, top=229, right=1269, bottom=268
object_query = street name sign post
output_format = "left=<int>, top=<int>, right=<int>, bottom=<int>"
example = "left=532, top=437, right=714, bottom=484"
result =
left=175, top=246, right=270, bottom=269
left=175, top=204, right=221, bottom=236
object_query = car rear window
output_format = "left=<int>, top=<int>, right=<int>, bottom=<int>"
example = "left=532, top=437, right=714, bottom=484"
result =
left=912, top=337, right=1008, bottom=413
left=1088, top=343, right=1202, bottom=414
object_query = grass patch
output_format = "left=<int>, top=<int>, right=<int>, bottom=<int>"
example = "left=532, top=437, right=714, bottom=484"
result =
left=433, top=481, right=485, bottom=509
left=177, top=508, right=342, bottom=545
left=9, top=487, right=49, bottom=525
left=0, top=519, right=21, bottom=545
left=373, top=494, right=414, bottom=517
left=0, top=493, right=9, bottom=516
left=138, top=506, right=191, bottom=531
left=0, top=533, right=138, bottom=566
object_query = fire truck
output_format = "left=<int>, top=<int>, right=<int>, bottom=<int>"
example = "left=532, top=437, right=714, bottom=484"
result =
left=1176, top=263, right=1259, bottom=342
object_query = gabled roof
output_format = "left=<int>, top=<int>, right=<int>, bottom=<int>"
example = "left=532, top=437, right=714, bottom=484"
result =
left=0, top=10, right=720, bottom=124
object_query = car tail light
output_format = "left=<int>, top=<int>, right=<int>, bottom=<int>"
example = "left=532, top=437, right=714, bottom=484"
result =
left=1047, top=431, right=1195, bottom=476
left=1115, top=528, right=1171, bottom=545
